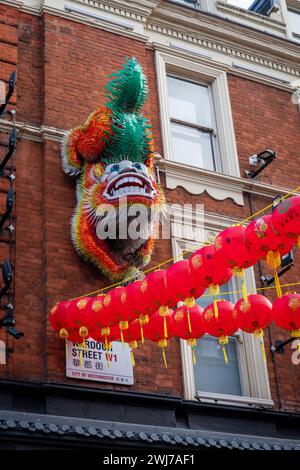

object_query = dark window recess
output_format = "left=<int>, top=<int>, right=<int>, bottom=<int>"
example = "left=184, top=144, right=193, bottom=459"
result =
left=249, top=0, right=279, bottom=16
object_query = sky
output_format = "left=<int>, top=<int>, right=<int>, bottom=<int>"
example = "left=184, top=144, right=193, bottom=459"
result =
left=227, top=0, right=254, bottom=9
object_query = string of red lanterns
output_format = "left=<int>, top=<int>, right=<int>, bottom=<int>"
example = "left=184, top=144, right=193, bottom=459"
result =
left=49, top=195, right=300, bottom=367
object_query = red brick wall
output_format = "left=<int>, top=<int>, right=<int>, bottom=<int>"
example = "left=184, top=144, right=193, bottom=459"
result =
left=0, top=5, right=299, bottom=408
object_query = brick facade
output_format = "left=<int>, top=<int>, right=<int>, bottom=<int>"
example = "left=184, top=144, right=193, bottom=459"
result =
left=0, top=4, right=299, bottom=411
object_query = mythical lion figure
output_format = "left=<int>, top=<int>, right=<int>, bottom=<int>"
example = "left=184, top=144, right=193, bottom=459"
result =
left=62, top=58, right=165, bottom=281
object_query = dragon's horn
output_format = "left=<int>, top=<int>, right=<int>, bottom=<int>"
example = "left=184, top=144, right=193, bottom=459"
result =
left=105, top=57, right=148, bottom=113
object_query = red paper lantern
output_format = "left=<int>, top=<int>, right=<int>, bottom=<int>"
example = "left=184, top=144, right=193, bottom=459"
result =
left=245, top=215, right=295, bottom=269
left=172, top=304, right=205, bottom=363
left=125, top=280, right=154, bottom=343
left=113, top=319, right=141, bottom=366
left=49, top=301, right=69, bottom=333
left=214, top=225, right=259, bottom=270
left=189, top=245, right=233, bottom=294
left=102, top=286, right=139, bottom=346
left=233, top=294, right=272, bottom=334
left=166, top=260, right=205, bottom=308
left=63, top=297, right=93, bottom=344
left=271, top=196, right=300, bottom=246
left=139, top=270, right=176, bottom=340
left=144, top=309, right=174, bottom=368
left=233, top=294, right=272, bottom=360
left=203, top=300, right=237, bottom=363
left=172, top=304, right=205, bottom=342
left=273, top=292, right=300, bottom=339
left=49, top=301, right=83, bottom=342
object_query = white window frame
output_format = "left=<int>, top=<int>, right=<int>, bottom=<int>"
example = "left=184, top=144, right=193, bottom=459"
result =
left=156, top=50, right=240, bottom=177
left=171, top=209, right=273, bottom=407
left=167, top=74, right=222, bottom=172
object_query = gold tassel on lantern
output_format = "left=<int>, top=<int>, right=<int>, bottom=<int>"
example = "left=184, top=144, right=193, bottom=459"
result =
left=101, top=327, right=111, bottom=368
left=129, top=340, right=138, bottom=367
left=233, top=268, right=248, bottom=301
left=254, top=328, right=266, bottom=362
left=266, top=250, right=281, bottom=269
left=59, top=328, right=69, bottom=358
left=158, top=338, right=168, bottom=368
left=296, top=235, right=300, bottom=249
left=139, top=314, right=149, bottom=344
left=209, top=285, right=220, bottom=319
left=159, top=306, right=169, bottom=338
left=119, top=321, right=128, bottom=349
left=184, top=297, right=195, bottom=334
left=219, top=336, right=229, bottom=365
left=187, top=338, right=197, bottom=365
left=79, top=326, right=88, bottom=351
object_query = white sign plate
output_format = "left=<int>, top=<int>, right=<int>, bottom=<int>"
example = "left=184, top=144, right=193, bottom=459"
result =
left=66, top=337, right=134, bottom=385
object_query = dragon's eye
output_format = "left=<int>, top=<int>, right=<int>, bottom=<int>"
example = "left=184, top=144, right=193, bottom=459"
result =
left=133, top=162, right=142, bottom=170
left=111, top=164, right=120, bottom=172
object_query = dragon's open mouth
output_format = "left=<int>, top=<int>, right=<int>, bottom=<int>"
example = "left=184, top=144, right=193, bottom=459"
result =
left=103, top=172, right=156, bottom=200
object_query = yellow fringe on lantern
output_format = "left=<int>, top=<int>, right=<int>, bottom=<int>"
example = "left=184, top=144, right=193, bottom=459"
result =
left=106, top=351, right=110, bottom=368
left=222, top=346, right=228, bottom=365
left=120, top=330, right=125, bottom=348
left=266, top=250, right=281, bottom=269
left=130, top=350, right=136, bottom=367
left=187, top=309, right=192, bottom=334
left=119, top=321, right=128, bottom=349
left=233, top=268, right=248, bottom=301
left=158, top=339, right=168, bottom=368
left=139, top=315, right=149, bottom=344
left=162, top=348, right=168, bottom=369
left=297, top=236, right=300, bottom=249
left=274, top=270, right=282, bottom=298
left=129, top=340, right=137, bottom=367
left=192, top=347, right=196, bottom=365
left=79, top=326, right=88, bottom=352
left=159, top=306, right=169, bottom=338
left=219, top=336, right=229, bottom=365
left=254, top=329, right=266, bottom=363
left=187, top=337, right=197, bottom=363
left=213, top=298, right=219, bottom=320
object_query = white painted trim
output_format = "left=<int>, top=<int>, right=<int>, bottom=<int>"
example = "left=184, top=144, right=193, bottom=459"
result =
left=64, top=3, right=135, bottom=30
left=171, top=212, right=273, bottom=404
left=155, top=49, right=242, bottom=203
left=158, top=158, right=300, bottom=201
left=196, top=391, right=274, bottom=408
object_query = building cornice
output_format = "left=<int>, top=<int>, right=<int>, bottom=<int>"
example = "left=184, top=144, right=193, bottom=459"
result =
left=2, top=0, right=300, bottom=81
left=147, top=3, right=300, bottom=77
left=0, top=118, right=65, bottom=143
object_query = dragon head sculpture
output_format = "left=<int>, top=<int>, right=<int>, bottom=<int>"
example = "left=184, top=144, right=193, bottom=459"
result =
left=62, top=58, right=165, bottom=281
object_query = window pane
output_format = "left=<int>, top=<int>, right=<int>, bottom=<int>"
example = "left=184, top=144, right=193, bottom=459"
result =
left=288, top=10, right=300, bottom=35
left=171, top=122, right=215, bottom=170
left=194, top=279, right=243, bottom=397
left=194, top=335, right=243, bottom=396
left=167, top=76, right=213, bottom=128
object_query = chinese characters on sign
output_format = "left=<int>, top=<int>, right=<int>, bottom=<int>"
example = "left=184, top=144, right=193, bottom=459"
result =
left=65, top=338, right=134, bottom=385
